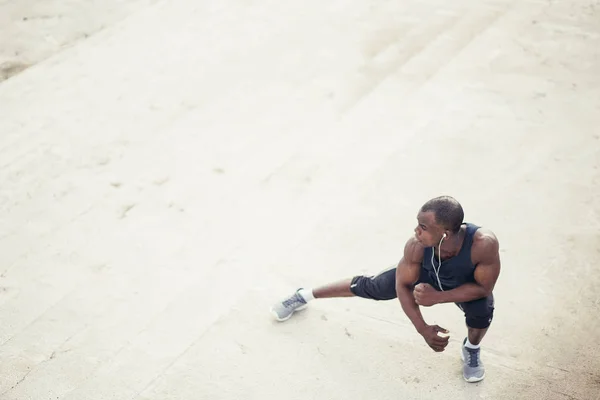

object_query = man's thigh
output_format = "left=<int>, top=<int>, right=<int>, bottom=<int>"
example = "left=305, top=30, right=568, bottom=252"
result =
left=350, top=265, right=397, bottom=300
left=349, top=265, right=440, bottom=301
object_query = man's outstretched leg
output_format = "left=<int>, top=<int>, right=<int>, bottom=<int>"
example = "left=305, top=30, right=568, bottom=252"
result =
left=270, top=266, right=397, bottom=321
left=269, top=279, right=354, bottom=321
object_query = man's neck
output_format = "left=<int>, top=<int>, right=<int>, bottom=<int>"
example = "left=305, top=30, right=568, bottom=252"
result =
left=437, top=225, right=466, bottom=259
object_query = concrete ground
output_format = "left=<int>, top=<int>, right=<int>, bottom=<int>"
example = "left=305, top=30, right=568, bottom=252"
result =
left=1, top=0, right=599, bottom=399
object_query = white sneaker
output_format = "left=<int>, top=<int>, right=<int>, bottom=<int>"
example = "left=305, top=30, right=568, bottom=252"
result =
left=270, top=289, right=308, bottom=321
left=461, top=338, right=485, bottom=382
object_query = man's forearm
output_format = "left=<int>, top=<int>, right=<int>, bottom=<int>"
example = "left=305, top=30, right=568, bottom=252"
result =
left=438, top=283, right=489, bottom=303
left=397, top=284, right=427, bottom=333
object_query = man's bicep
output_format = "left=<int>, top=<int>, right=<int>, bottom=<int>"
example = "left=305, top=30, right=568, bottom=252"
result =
left=397, top=260, right=421, bottom=287
left=474, top=238, right=501, bottom=293
left=474, top=262, right=500, bottom=294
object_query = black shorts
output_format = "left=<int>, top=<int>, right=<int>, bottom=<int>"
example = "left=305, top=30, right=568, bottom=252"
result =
left=349, top=265, right=494, bottom=329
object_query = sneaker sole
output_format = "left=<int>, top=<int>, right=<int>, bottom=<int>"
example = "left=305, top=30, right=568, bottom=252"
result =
left=464, top=374, right=485, bottom=383
left=270, top=304, right=308, bottom=322
left=460, top=348, right=485, bottom=383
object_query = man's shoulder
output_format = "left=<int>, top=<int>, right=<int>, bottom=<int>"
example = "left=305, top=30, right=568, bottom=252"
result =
left=471, top=227, right=499, bottom=261
left=404, top=236, right=426, bottom=263
left=472, top=226, right=498, bottom=243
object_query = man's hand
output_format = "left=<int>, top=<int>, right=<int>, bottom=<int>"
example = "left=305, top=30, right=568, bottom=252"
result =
left=413, top=283, right=441, bottom=307
left=418, top=324, right=450, bottom=352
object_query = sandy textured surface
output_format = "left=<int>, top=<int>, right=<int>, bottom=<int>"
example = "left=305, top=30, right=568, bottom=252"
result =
left=0, top=0, right=160, bottom=80
left=0, top=0, right=599, bottom=399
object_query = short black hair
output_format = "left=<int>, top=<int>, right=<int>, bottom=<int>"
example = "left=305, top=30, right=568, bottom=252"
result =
left=420, top=196, right=464, bottom=233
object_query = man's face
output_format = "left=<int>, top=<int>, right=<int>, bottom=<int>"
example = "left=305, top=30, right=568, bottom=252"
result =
left=414, top=210, right=444, bottom=247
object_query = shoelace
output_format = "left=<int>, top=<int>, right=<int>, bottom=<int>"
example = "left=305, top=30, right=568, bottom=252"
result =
left=282, top=294, right=305, bottom=308
left=466, top=347, right=480, bottom=368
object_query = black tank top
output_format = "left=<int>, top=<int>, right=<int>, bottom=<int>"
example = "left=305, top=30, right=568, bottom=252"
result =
left=421, top=223, right=480, bottom=291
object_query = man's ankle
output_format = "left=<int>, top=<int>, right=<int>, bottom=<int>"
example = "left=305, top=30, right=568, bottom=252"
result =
left=298, top=288, right=315, bottom=301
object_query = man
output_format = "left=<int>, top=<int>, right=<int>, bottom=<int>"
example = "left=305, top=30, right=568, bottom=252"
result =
left=270, top=196, right=501, bottom=382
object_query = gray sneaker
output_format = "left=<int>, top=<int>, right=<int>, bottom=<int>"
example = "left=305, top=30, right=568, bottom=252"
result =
left=270, top=289, right=308, bottom=321
left=461, top=338, right=485, bottom=382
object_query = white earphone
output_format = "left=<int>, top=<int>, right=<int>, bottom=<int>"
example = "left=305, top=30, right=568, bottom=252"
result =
left=432, top=232, right=448, bottom=291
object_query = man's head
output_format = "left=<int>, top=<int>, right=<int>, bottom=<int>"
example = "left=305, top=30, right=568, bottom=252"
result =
left=414, top=196, right=464, bottom=247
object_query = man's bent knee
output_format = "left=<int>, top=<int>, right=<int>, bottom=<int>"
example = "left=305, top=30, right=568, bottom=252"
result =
left=466, top=312, right=494, bottom=329
left=458, top=295, right=495, bottom=329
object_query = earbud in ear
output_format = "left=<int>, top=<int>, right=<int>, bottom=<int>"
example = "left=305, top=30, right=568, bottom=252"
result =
left=443, top=233, right=447, bottom=238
